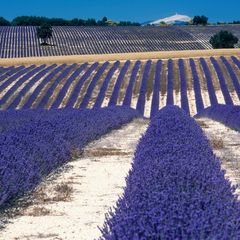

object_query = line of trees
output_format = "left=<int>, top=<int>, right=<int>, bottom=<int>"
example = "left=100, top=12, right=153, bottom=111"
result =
left=0, top=16, right=141, bottom=26
left=217, top=21, right=240, bottom=25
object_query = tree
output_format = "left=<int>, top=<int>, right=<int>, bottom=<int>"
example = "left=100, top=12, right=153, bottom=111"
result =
left=160, top=21, right=167, bottom=26
left=0, top=17, right=10, bottom=26
left=97, top=17, right=109, bottom=26
left=85, top=18, right=97, bottom=26
left=210, top=30, right=238, bottom=49
left=36, top=24, right=53, bottom=45
left=192, top=15, right=208, bottom=26
left=102, top=17, right=108, bottom=23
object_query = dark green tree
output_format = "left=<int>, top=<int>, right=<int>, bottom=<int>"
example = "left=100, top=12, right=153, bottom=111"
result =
left=36, top=24, right=53, bottom=45
left=192, top=15, right=208, bottom=26
left=102, top=17, right=108, bottom=22
left=85, top=18, right=97, bottom=26
left=210, top=30, right=238, bottom=49
left=97, top=17, right=108, bottom=26
left=0, top=17, right=10, bottom=26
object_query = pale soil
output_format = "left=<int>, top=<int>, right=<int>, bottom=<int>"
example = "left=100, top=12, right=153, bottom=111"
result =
left=0, top=119, right=149, bottom=240
left=187, top=89, right=197, bottom=116
left=198, top=118, right=240, bottom=197
left=0, top=49, right=240, bottom=67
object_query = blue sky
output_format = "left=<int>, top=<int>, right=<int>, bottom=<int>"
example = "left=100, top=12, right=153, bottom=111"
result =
left=1, top=0, right=240, bottom=23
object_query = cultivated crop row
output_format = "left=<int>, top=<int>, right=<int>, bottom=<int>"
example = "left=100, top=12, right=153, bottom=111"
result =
left=0, top=107, right=139, bottom=207
left=0, top=56, right=240, bottom=116
left=100, top=106, right=240, bottom=239
left=196, top=104, right=240, bottom=130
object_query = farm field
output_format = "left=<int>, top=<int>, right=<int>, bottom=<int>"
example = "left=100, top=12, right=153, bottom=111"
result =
left=1, top=105, right=240, bottom=239
left=1, top=51, right=240, bottom=238
left=1, top=25, right=240, bottom=58
left=2, top=0, right=240, bottom=237
left=0, top=55, right=240, bottom=117
left=0, top=118, right=149, bottom=240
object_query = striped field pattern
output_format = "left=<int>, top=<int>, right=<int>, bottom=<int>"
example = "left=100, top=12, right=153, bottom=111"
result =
left=0, top=55, right=240, bottom=117
left=1, top=25, right=240, bottom=58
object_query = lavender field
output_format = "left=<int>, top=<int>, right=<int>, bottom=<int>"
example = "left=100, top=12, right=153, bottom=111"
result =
left=1, top=53, right=240, bottom=239
left=1, top=25, right=240, bottom=58
left=0, top=56, right=240, bottom=117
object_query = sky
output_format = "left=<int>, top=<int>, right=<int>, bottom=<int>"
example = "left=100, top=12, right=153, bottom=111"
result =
left=1, top=0, right=240, bottom=23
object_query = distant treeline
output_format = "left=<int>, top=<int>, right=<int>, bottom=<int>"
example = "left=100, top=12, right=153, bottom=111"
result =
left=0, top=16, right=141, bottom=26
left=217, top=21, right=240, bottom=25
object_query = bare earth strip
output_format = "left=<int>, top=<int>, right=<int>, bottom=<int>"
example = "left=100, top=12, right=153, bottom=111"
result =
left=197, top=118, right=240, bottom=197
left=159, top=61, right=167, bottom=109
left=185, top=59, right=197, bottom=116
left=0, top=119, right=149, bottom=240
left=1, top=49, right=240, bottom=67
left=195, top=59, right=211, bottom=108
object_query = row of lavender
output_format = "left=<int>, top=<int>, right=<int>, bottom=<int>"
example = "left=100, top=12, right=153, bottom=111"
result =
left=0, top=56, right=240, bottom=117
left=0, top=107, right=140, bottom=207
left=100, top=106, right=240, bottom=239
left=196, top=104, right=240, bottom=131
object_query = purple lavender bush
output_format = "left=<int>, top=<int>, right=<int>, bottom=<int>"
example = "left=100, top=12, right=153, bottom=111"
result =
left=166, top=59, right=174, bottom=105
left=179, top=59, right=190, bottom=114
left=196, top=104, right=240, bottom=131
left=100, top=105, right=240, bottom=239
left=210, top=57, right=233, bottom=105
left=200, top=58, right=218, bottom=106
left=221, top=56, right=240, bottom=100
left=0, top=106, right=140, bottom=207
left=136, top=60, right=152, bottom=116
left=123, top=61, right=141, bottom=106
left=108, top=60, right=130, bottom=107
left=189, top=58, right=204, bottom=113
left=150, top=60, right=162, bottom=118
